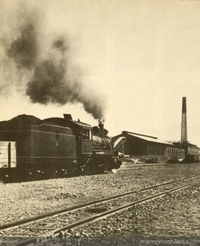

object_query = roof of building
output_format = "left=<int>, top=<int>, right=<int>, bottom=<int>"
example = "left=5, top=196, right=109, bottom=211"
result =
left=113, top=136, right=126, bottom=149
left=126, top=132, right=173, bottom=146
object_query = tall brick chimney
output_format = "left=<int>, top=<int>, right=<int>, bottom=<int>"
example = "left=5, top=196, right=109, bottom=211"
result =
left=181, top=97, right=188, bottom=143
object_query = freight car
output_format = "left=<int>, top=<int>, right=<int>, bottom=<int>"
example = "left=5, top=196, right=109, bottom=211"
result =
left=165, top=142, right=200, bottom=163
left=0, top=114, right=122, bottom=182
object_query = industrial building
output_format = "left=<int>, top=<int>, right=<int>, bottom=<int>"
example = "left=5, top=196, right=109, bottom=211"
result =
left=112, top=131, right=172, bottom=162
left=112, top=97, right=200, bottom=163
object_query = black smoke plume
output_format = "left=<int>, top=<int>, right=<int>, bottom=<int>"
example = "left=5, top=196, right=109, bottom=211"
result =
left=2, top=10, right=105, bottom=120
left=26, top=38, right=104, bottom=120
left=26, top=58, right=80, bottom=105
left=6, top=22, right=38, bottom=70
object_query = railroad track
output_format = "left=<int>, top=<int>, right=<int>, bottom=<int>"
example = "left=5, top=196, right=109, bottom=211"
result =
left=120, top=162, right=200, bottom=169
left=120, top=163, right=165, bottom=168
left=1, top=175, right=200, bottom=246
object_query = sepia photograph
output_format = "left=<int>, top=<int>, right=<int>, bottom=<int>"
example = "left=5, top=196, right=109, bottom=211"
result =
left=0, top=0, right=200, bottom=245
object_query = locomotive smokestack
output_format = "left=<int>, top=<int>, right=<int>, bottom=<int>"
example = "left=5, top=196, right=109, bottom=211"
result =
left=99, top=121, right=104, bottom=137
left=181, top=97, right=188, bottom=143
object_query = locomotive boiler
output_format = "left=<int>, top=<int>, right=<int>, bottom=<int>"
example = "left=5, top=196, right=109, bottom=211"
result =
left=0, top=114, right=121, bottom=182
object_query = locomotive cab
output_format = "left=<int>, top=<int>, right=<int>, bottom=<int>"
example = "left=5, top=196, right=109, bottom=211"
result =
left=63, top=115, right=93, bottom=155
left=81, top=127, right=93, bottom=154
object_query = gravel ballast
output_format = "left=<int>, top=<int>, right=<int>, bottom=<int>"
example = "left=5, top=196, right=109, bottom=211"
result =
left=1, top=163, right=200, bottom=245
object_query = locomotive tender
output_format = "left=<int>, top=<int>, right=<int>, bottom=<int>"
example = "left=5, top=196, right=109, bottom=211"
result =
left=0, top=114, right=121, bottom=182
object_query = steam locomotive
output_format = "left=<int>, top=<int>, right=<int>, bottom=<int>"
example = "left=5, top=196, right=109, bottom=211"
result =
left=0, top=114, right=122, bottom=182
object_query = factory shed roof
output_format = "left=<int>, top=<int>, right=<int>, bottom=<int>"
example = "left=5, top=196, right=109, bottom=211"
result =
left=113, top=136, right=126, bottom=149
left=125, top=132, right=173, bottom=146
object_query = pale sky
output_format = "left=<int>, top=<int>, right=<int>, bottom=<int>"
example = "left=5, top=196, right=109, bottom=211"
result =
left=1, top=0, right=200, bottom=146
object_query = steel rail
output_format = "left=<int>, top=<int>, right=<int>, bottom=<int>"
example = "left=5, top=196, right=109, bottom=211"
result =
left=121, top=162, right=200, bottom=169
